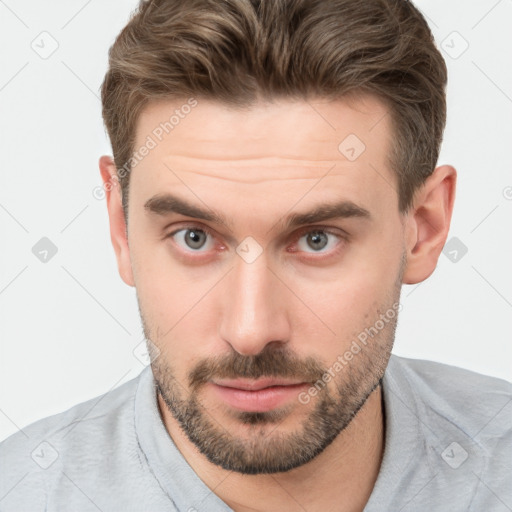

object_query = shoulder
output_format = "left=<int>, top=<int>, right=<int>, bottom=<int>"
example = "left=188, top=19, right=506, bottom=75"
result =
left=0, top=369, right=144, bottom=509
left=1, top=369, right=142, bottom=450
left=387, top=354, right=512, bottom=411
left=385, top=354, right=512, bottom=457
left=386, top=355, right=512, bottom=472
left=386, top=354, right=512, bottom=429
left=381, top=355, right=512, bottom=507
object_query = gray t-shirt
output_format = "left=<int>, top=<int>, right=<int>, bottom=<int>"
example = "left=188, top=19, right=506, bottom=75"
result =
left=1, top=354, right=511, bottom=511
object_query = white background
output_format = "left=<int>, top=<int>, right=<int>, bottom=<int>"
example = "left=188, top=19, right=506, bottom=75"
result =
left=0, top=0, right=511, bottom=442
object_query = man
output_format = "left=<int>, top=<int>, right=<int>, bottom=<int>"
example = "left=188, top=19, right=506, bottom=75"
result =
left=1, top=0, right=511, bottom=510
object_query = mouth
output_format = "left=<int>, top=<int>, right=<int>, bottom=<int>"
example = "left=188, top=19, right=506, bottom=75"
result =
left=209, top=378, right=311, bottom=412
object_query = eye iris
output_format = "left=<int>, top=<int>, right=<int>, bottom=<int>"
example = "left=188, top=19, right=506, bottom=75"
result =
left=185, top=229, right=206, bottom=249
left=307, top=231, right=328, bottom=251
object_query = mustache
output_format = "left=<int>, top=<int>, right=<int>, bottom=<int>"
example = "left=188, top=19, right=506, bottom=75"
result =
left=188, top=345, right=326, bottom=389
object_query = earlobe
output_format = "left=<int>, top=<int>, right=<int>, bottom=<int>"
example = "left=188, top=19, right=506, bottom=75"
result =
left=402, top=165, right=457, bottom=284
left=98, top=155, right=135, bottom=287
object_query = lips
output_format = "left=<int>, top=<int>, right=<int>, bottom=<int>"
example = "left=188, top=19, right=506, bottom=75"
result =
left=209, top=378, right=310, bottom=412
left=212, top=377, right=305, bottom=391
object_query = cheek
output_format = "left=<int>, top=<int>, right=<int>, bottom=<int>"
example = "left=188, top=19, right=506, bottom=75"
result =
left=131, top=232, right=194, bottom=304
left=289, top=242, right=402, bottom=351
left=131, top=241, right=223, bottom=368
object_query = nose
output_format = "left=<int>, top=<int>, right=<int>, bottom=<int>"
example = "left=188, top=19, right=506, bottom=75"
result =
left=218, top=251, right=290, bottom=356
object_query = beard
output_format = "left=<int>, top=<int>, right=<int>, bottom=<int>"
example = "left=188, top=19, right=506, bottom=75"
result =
left=141, top=255, right=404, bottom=475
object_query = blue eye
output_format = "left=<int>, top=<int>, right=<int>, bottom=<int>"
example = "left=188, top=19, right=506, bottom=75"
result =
left=170, top=228, right=214, bottom=252
left=296, top=230, right=342, bottom=253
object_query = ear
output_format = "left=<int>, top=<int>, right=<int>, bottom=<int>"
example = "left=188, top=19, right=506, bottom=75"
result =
left=98, top=155, right=135, bottom=287
left=402, top=165, right=457, bottom=284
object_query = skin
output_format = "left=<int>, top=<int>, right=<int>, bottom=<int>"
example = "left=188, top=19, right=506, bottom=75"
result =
left=99, top=94, right=456, bottom=511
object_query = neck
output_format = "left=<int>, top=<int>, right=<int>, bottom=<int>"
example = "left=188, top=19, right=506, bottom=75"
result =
left=158, top=385, right=385, bottom=512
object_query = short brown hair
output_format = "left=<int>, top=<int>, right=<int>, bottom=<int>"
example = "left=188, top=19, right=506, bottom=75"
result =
left=101, top=0, right=447, bottom=218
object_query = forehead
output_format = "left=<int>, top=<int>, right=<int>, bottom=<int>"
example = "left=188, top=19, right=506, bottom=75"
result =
left=129, top=95, right=397, bottom=220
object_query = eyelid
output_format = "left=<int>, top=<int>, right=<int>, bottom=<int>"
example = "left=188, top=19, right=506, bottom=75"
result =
left=167, top=223, right=216, bottom=239
left=166, top=223, right=349, bottom=240
left=291, top=225, right=350, bottom=243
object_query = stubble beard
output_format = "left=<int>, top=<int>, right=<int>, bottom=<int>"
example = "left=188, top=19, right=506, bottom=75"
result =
left=142, top=256, right=404, bottom=475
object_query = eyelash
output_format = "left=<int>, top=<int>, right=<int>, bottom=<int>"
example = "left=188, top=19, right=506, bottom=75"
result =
left=165, top=223, right=348, bottom=261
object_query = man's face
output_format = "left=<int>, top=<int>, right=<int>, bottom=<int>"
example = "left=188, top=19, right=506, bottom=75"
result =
left=126, top=95, right=406, bottom=474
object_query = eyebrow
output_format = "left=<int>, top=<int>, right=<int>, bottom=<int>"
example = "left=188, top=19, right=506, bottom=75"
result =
left=144, top=193, right=371, bottom=231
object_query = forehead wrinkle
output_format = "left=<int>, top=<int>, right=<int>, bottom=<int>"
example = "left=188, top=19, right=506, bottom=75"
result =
left=170, top=170, right=334, bottom=185
left=158, top=158, right=353, bottom=186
